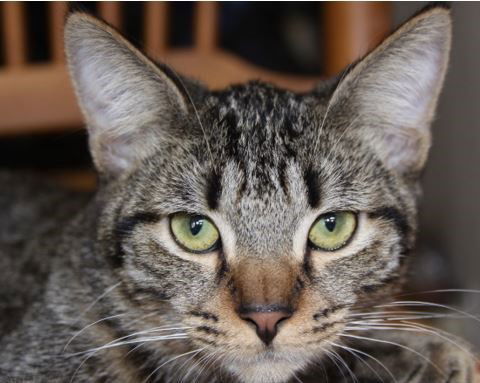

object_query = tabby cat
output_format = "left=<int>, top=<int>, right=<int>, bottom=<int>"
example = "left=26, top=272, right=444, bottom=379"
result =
left=0, top=4, right=475, bottom=383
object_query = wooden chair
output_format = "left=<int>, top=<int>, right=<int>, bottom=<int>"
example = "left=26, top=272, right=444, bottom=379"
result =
left=0, top=1, right=391, bottom=189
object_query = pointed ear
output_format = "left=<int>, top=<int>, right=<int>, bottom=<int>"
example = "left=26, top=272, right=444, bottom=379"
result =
left=65, top=13, right=189, bottom=177
left=327, top=5, right=451, bottom=175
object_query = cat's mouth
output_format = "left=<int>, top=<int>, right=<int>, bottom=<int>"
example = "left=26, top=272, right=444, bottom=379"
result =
left=220, top=347, right=318, bottom=383
left=213, top=325, right=342, bottom=383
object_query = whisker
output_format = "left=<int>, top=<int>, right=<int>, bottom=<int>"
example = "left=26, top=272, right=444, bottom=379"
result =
left=206, top=348, right=230, bottom=382
left=328, top=341, right=391, bottom=383
left=143, top=348, right=205, bottom=383
left=292, top=372, right=304, bottom=383
left=329, top=348, right=359, bottom=383
left=324, top=350, right=352, bottom=383
left=172, top=347, right=204, bottom=383
left=314, top=351, right=330, bottom=383
left=323, top=115, right=361, bottom=167
left=124, top=341, right=147, bottom=358
left=322, top=348, right=350, bottom=383
left=63, top=313, right=126, bottom=352
left=121, top=325, right=192, bottom=359
left=69, top=332, right=190, bottom=357
left=311, top=64, right=352, bottom=163
left=377, top=301, right=480, bottom=324
left=339, top=332, right=447, bottom=378
left=348, top=310, right=469, bottom=322
left=314, top=354, right=330, bottom=383
left=123, top=312, right=158, bottom=327
left=68, top=325, right=192, bottom=365
left=81, top=282, right=122, bottom=316
left=71, top=333, right=190, bottom=383
left=177, top=348, right=209, bottom=383
left=166, top=67, right=214, bottom=164
left=349, top=319, right=477, bottom=362
left=189, top=348, right=222, bottom=383
left=396, top=288, right=480, bottom=298
left=349, top=309, right=462, bottom=318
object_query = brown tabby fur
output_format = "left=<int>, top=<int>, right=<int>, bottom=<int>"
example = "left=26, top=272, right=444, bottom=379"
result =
left=0, top=4, right=475, bottom=383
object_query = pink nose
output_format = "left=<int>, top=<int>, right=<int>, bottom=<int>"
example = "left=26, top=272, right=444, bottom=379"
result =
left=240, top=308, right=292, bottom=345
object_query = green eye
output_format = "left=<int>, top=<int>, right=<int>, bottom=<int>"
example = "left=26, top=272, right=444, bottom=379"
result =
left=308, top=212, right=357, bottom=251
left=170, top=213, right=220, bottom=253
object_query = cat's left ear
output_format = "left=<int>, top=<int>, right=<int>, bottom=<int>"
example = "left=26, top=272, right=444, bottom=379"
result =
left=326, top=5, right=452, bottom=175
left=65, top=13, right=189, bottom=177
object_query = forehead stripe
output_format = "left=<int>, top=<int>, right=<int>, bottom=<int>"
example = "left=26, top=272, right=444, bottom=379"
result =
left=304, top=166, right=321, bottom=208
left=112, top=211, right=160, bottom=267
left=369, top=206, right=410, bottom=238
left=206, top=170, right=222, bottom=210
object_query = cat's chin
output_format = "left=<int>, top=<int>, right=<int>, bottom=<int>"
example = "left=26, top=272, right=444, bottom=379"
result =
left=222, top=349, right=315, bottom=383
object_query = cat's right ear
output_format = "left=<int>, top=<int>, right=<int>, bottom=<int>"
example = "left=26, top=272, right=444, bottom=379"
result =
left=322, top=5, right=451, bottom=176
left=65, top=13, right=188, bottom=177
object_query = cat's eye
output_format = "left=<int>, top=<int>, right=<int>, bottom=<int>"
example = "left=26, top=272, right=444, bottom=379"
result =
left=308, top=212, right=357, bottom=251
left=170, top=213, right=220, bottom=253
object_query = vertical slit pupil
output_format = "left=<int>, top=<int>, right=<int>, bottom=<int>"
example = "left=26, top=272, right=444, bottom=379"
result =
left=324, top=214, right=336, bottom=232
left=190, top=216, right=204, bottom=236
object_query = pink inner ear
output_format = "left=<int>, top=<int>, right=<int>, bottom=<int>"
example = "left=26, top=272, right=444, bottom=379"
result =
left=377, top=129, right=427, bottom=174
left=65, top=13, right=191, bottom=177
left=326, top=10, right=450, bottom=175
left=102, top=135, right=137, bottom=174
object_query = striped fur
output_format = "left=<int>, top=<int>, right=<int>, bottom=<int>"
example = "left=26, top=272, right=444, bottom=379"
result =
left=0, top=5, right=474, bottom=383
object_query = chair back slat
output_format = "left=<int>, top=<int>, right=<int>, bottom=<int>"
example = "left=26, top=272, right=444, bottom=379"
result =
left=0, top=2, right=392, bottom=138
left=99, top=2, right=122, bottom=30
left=323, top=2, right=391, bottom=76
left=194, top=2, right=218, bottom=53
left=144, top=2, right=169, bottom=56
left=2, top=2, right=27, bottom=68
left=49, top=2, right=67, bottom=64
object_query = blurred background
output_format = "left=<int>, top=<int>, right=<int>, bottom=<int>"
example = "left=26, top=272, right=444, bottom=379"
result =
left=0, top=2, right=478, bottom=346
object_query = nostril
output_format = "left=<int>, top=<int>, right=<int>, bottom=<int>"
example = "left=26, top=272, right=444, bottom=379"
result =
left=276, top=313, right=291, bottom=327
left=239, top=307, right=292, bottom=345
left=242, top=317, right=259, bottom=330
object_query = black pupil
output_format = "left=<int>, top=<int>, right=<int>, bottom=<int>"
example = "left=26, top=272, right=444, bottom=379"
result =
left=189, top=216, right=204, bottom=236
left=324, top=214, right=337, bottom=232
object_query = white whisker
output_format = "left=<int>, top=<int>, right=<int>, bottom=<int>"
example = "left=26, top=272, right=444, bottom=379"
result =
left=189, top=348, right=223, bottom=383
left=321, top=349, right=347, bottom=383
left=143, top=348, right=205, bottom=383
left=292, top=372, right=304, bottom=383
left=348, top=310, right=468, bottom=322
left=69, top=333, right=189, bottom=357
left=166, top=67, right=214, bottom=164
left=339, top=332, right=447, bottom=378
left=81, top=282, right=122, bottom=316
left=328, top=341, right=392, bottom=383
left=63, top=313, right=126, bottom=352
left=348, top=319, right=477, bottom=362
left=330, top=348, right=359, bottom=383
left=377, top=301, right=480, bottom=324
left=70, top=331, right=191, bottom=383
left=397, top=288, right=480, bottom=297
left=311, top=65, right=352, bottom=163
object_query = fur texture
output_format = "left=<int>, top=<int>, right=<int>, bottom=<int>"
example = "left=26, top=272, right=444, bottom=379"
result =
left=0, top=5, right=474, bottom=383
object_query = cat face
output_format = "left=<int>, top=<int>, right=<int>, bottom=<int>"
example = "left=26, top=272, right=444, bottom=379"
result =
left=65, top=6, right=451, bottom=383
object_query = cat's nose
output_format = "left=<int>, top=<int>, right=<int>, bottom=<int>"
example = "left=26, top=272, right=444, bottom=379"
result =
left=239, top=306, right=292, bottom=345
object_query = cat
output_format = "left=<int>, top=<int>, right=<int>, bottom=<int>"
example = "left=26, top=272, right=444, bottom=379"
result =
left=0, top=4, right=476, bottom=383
